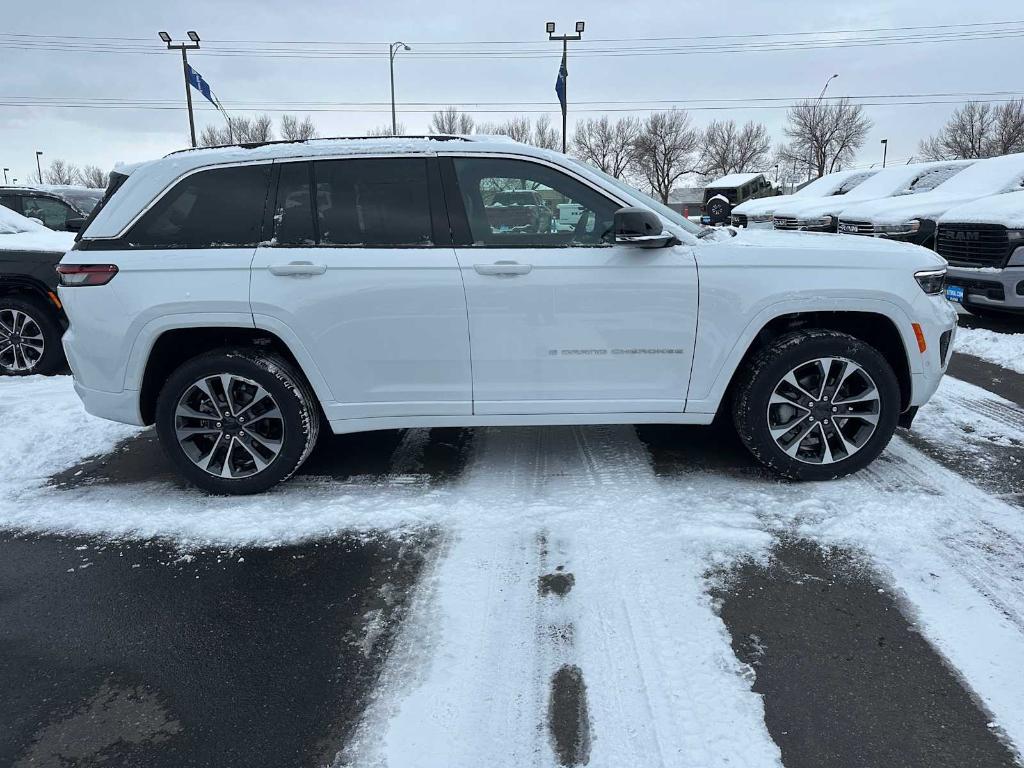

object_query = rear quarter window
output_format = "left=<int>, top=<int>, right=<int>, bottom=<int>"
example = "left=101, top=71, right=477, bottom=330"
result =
left=126, top=164, right=272, bottom=248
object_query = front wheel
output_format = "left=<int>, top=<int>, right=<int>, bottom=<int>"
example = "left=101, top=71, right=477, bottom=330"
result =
left=155, top=348, right=321, bottom=494
left=732, top=330, right=900, bottom=481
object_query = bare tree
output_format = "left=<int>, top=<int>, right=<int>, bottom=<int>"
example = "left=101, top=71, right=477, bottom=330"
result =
left=43, top=159, right=79, bottom=185
left=279, top=114, right=318, bottom=141
left=532, top=114, right=560, bottom=151
left=919, top=99, right=1024, bottom=160
left=77, top=165, right=108, bottom=188
left=367, top=123, right=405, bottom=137
left=572, top=115, right=640, bottom=178
left=778, top=98, right=872, bottom=178
left=631, top=110, right=700, bottom=203
left=478, top=116, right=533, bottom=143
left=430, top=106, right=475, bottom=135
left=698, top=120, right=772, bottom=178
left=199, top=114, right=275, bottom=146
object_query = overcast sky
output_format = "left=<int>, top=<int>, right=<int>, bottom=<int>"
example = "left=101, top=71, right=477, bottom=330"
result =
left=2, top=0, right=1021, bottom=185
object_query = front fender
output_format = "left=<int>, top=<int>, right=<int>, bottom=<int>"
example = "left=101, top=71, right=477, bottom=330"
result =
left=685, top=295, right=919, bottom=414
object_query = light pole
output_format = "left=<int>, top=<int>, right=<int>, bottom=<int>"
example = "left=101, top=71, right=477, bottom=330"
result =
left=880, top=138, right=888, bottom=168
left=389, top=41, right=411, bottom=136
left=159, top=31, right=202, bottom=148
left=547, top=20, right=585, bottom=154
left=2, top=168, right=8, bottom=184
left=35, top=151, right=43, bottom=184
left=807, top=73, right=839, bottom=181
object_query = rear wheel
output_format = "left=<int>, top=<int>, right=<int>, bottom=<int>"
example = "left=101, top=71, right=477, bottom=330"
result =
left=0, top=295, right=65, bottom=376
left=732, top=330, right=901, bottom=481
left=155, top=348, right=320, bottom=494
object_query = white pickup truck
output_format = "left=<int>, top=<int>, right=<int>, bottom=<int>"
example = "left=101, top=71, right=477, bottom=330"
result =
left=58, top=135, right=956, bottom=493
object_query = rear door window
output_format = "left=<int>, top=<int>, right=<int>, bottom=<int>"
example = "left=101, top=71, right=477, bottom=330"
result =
left=21, top=196, right=75, bottom=230
left=127, top=164, right=271, bottom=248
left=312, top=158, right=433, bottom=246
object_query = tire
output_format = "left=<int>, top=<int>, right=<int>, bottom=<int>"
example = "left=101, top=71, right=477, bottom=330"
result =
left=707, top=199, right=731, bottom=224
left=732, top=330, right=900, bottom=481
left=154, top=348, right=321, bottom=494
left=0, top=295, right=66, bottom=376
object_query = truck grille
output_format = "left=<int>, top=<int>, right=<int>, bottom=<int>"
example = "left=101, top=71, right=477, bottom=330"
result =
left=936, top=224, right=1011, bottom=268
left=837, top=220, right=874, bottom=235
left=773, top=216, right=800, bottom=230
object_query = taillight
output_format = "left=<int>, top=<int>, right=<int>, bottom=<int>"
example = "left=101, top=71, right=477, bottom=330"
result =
left=56, top=264, right=119, bottom=287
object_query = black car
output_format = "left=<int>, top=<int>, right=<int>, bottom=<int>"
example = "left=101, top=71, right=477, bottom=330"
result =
left=0, top=209, right=74, bottom=375
left=0, top=185, right=101, bottom=232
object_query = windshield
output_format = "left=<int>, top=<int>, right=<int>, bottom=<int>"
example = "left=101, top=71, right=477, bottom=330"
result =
left=567, top=158, right=703, bottom=236
left=923, top=155, right=1024, bottom=196
left=795, top=170, right=876, bottom=198
left=59, top=188, right=104, bottom=213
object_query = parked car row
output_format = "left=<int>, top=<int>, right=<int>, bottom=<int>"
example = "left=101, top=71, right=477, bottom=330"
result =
left=732, top=152, right=1024, bottom=319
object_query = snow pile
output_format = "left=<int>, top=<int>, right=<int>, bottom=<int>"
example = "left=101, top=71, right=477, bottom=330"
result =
left=954, top=327, right=1024, bottom=373
left=0, top=205, right=76, bottom=252
left=0, top=377, right=141, bottom=498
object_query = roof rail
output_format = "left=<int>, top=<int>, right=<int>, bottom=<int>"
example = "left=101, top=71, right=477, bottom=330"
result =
left=165, top=134, right=473, bottom=156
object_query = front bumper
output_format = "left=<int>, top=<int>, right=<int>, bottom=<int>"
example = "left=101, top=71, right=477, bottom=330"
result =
left=907, top=292, right=959, bottom=409
left=946, top=265, right=1024, bottom=314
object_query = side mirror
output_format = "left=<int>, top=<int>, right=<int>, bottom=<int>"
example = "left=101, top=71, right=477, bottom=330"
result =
left=613, top=207, right=676, bottom=248
left=65, top=217, right=86, bottom=232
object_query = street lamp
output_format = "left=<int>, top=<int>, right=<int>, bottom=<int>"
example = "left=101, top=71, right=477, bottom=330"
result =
left=35, top=151, right=43, bottom=184
left=2, top=168, right=8, bottom=184
left=159, top=31, right=202, bottom=148
left=389, top=41, right=411, bottom=136
left=880, top=138, right=888, bottom=168
left=547, top=20, right=586, bottom=154
left=807, top=73, right=839, bottom=181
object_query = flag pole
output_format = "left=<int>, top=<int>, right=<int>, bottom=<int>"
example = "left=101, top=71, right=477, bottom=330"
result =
left=546, top=21, right=584, bottom=155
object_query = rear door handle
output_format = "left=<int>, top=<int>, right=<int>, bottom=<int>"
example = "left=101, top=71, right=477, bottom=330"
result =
left=473, top=260, right=532, bottom=276
left=268, top=261, right=327, bottom=277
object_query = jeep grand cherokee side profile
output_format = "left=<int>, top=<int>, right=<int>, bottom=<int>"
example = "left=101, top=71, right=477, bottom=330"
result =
left=59, top=136, right=957, bottom=494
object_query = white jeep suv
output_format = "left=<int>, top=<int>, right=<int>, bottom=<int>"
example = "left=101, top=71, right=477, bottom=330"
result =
left=58, top=136, right=957, bottom=494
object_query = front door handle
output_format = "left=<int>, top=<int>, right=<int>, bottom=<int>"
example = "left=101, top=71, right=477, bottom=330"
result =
left=268, top=261, right=327, bottom=277
left=473, top=260, right=532, bottom=277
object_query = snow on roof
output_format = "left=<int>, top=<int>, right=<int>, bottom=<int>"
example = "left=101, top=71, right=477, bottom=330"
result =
left=938, top=190, right=1024, bottom=226
left=705, top=172, right=764, bottom=189
left=0, top=205, right=76, bottom=252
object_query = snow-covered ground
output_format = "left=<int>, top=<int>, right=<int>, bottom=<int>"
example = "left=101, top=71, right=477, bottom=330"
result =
left=3, top=374, right=1024, bottom=765
left=956, top=326, right=1024, bottom=374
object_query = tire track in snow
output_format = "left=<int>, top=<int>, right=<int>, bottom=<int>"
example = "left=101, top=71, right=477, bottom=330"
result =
left=338, top=425, right=782, bottom=768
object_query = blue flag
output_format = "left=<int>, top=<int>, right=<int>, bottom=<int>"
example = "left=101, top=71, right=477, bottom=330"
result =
left=555, top=49, right=567, bottom=113
left=186, top=64, right=224, bottom=112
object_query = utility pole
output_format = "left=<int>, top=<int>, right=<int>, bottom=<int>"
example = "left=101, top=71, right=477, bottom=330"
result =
left=159, top=31, right=202, bottom=148
left=389, top=42, right=411, bottom=136
left=880, top=138, right=888, bottom=168
left=547, top=20, right=585, bottom=154
left=35, top=151, right=43, bottom=184
left=2, top=168, right=8, bottom=184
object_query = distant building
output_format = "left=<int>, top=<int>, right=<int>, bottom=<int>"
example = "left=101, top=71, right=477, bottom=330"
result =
left=666, top=186, right=704, bottom=215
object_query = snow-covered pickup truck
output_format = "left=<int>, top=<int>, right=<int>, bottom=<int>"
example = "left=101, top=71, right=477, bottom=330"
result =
left=936, top=192, right=1024, bottom=320
left=0, top=205, right=76, bottom=375
left=58, top=135, right=957, bottom=493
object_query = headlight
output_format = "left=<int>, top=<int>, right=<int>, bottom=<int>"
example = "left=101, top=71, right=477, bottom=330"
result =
left=875, top=220, right=921, bottom=235
left=915, top=268, right=946, bottom=295
left=1007, top=231, right=1024, bottom=266
left=797, top=215, right=834, bottom=228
